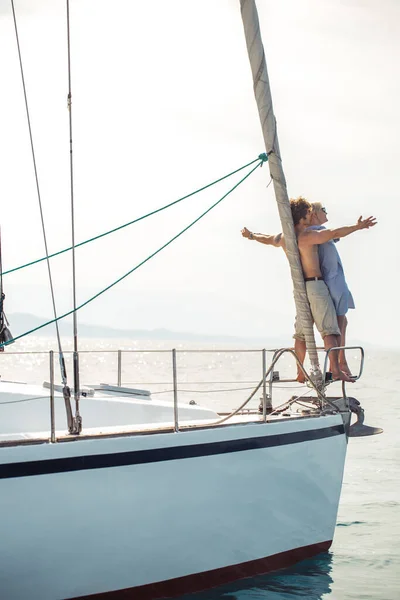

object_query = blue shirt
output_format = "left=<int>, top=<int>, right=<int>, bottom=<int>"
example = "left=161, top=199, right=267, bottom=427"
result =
left=307, top=225, right=355, bottom=315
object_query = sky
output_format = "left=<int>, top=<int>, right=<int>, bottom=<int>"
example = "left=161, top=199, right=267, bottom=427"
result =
left=0, top=0, right=399, bottom=347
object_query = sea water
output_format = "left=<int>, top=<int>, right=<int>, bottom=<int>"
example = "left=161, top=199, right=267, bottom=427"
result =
left=1, top=337, right=398, bottom=600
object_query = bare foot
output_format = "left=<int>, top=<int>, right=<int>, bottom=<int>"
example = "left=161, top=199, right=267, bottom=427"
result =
left=296, top=372, right=306, bottom=383
left=332, top=369, right=355, bottom=383
left=339, top=362, right=354, bottom=377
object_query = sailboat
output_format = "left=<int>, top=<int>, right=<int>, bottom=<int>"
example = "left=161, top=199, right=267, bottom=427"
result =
left=0, top=1, right=382, bottom=599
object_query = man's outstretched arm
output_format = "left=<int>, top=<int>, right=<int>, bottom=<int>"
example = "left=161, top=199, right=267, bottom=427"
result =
left=300, top=216, right=377, bottom=246
left=241, top=227, right=284, bottom=247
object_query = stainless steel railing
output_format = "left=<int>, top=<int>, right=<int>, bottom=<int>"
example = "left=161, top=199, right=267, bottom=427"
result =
left=0, top=345, right=364, bottom=442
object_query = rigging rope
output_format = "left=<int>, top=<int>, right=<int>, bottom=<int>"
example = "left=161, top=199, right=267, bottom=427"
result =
left=66, top=0, right=81, bottom=432
left=10, top=0, right=70, bottom=389
left=3, top=155, right=266, bottom=277
left=0, top=157, right=265, bottom=348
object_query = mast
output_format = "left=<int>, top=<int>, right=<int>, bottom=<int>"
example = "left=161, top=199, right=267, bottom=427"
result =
left=239, top=0, right=322, bottom=384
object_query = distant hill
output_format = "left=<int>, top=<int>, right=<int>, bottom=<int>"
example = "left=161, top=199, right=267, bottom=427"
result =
left=6, top=312, right=387, bottom=350
left=7, top=312, right=286, bottom=345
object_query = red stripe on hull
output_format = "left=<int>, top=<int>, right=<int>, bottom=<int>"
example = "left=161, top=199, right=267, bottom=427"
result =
left=74, top=540, right=332, bottom=600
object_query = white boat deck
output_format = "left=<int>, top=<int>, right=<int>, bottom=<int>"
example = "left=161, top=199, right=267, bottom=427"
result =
left=0, top=378, right=324, bottom=446
left=0, top=379, right=219, bottom=441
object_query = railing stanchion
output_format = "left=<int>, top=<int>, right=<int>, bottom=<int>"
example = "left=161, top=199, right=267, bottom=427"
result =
left=117, top=350, right=122, bottom=386
left=172, top=349, right=179, bottom=432
left=262, top=348, right=267, bottom=422
left=49, top=350, right=56, bottom=443
left=269, top=350, right=278, bottom=405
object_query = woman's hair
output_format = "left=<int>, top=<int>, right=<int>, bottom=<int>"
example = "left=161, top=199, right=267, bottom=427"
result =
left=311, top=201, right=322, bottom=213
left=290, top=196, right=311, bottom=226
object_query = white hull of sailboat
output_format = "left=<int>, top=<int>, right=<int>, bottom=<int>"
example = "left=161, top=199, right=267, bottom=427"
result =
left=0, top=413, right=347, bottom=599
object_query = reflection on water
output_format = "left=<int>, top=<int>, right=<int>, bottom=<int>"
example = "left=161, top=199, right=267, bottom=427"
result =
left=179, top=553, right=333, bottom=600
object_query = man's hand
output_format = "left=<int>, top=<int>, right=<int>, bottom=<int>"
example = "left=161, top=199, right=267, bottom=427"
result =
left=356, top=216, right=377, bottom=230
left=241, top=227, right=252, bottom=239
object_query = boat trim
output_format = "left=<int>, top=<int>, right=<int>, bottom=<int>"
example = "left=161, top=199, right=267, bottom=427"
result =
left=0, top=423, right=344, bottom=479
left=72, top=540, right=332, bottom=599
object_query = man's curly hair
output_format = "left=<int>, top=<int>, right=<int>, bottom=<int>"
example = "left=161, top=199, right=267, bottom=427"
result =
left=290, top=196, right=311, bottom=226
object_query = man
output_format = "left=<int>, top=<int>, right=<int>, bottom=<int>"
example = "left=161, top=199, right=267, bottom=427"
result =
left=242, top=197, right=377, bottom=382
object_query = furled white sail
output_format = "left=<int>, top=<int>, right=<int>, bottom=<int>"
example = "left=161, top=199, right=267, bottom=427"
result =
left=240, top=0, right=322, bottom=386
